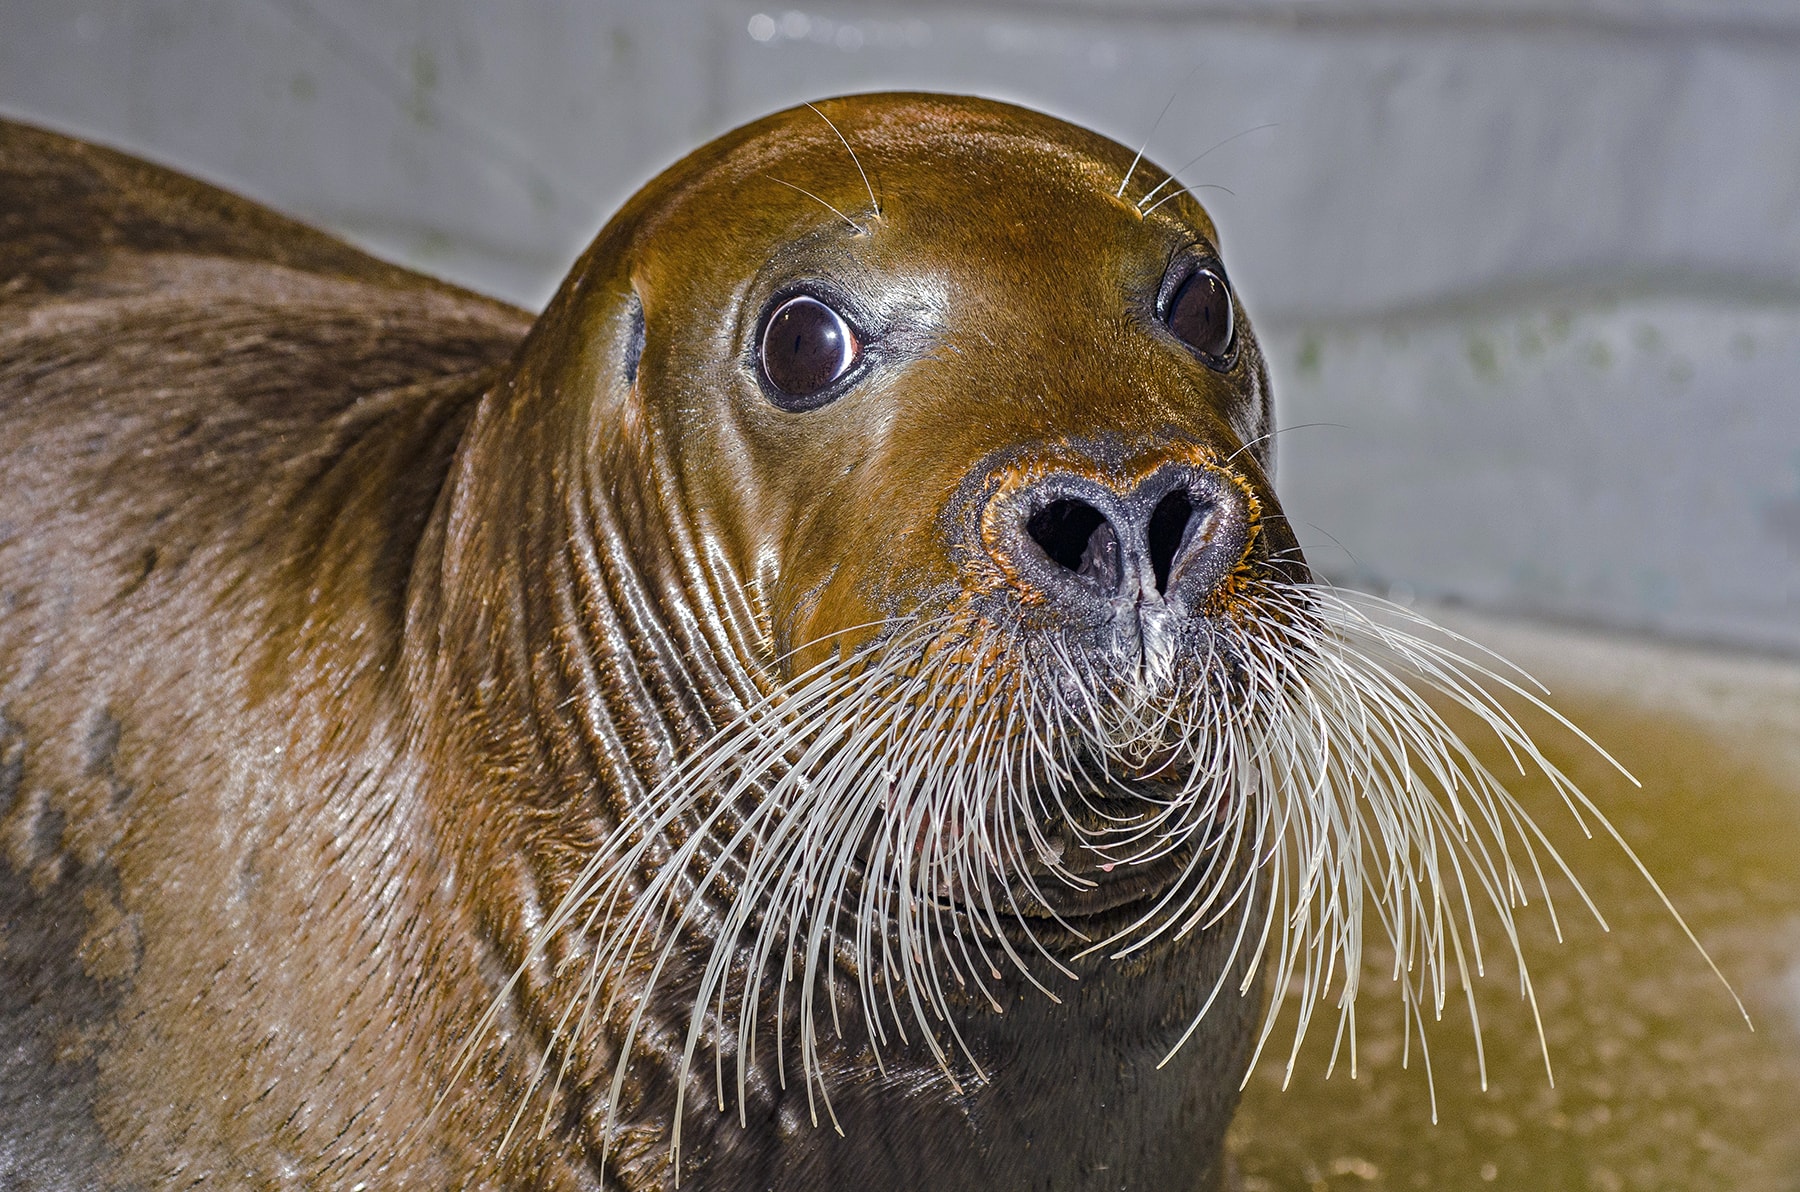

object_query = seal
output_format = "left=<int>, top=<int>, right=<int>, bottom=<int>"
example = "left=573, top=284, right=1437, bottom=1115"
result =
left=0, top=95, right=1696, bottom=1190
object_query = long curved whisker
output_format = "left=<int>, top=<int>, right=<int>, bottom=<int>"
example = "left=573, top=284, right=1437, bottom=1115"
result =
left=473, top=568, right=1733, bottom=1175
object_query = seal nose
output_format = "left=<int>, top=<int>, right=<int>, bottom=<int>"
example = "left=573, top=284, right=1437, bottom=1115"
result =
left=1002, top=466, right=1251, bottom=612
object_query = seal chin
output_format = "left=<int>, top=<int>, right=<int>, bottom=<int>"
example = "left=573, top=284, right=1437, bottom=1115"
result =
left=1007, top=830, right=1213, bottom=926
left=916, top=726, right=1248, bottom=933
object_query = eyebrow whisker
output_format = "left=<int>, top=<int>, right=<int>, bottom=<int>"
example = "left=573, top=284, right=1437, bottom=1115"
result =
left=1142, top=182, right=1236, bottom=219
left=805, top=102, right=881, bottom=219
left=765, top=175, right=863, bottom=232
left=1137, top=124, right=1277, bottom=211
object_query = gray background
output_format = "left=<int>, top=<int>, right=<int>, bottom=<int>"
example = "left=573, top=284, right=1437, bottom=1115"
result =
left=3, top=0, right=1797, bottom=655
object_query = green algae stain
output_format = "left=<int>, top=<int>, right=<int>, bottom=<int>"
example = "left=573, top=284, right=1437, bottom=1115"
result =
left=1546, top=309, right=1574, bottom=344
left=407, top=45, right=440, bottom=128
left=413, top=229, right=454, bottom=261
left=1516, top=323, right=1546, bottom=359
left=411, top=45, right=439, bottom=92
left=1467, top=335, right=1500, bottom=381
left=1297, top=334, right=1323, bottom=379
left=529, top=174, right=555, bottom=213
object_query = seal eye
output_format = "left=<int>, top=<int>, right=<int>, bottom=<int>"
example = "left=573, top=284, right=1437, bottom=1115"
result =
left=1165, top=266, right=1235, bottom=364
left=759, top=295, right=859, bottom=407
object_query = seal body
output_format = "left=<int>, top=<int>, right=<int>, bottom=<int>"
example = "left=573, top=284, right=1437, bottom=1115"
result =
left=3, top=95, right=1317, bottom=1189
left=0, top=119, right=538, bottom=1186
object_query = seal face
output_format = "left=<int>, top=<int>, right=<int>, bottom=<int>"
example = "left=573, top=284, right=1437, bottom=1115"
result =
left=414, top=94, right=1295, bottom=1189
left=0, top=94, right=1668, bottom=1191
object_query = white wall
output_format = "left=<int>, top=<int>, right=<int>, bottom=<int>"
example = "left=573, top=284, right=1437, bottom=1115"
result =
left=4, top=0, right=1797, bottom=653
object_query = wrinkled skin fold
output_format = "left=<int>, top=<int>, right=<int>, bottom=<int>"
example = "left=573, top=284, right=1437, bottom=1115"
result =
left=0, top=96, right=1690, bottom=1190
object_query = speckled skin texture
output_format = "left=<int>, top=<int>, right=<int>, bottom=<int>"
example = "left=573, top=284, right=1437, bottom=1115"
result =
left=0, top=96, right=1289, bottom=1188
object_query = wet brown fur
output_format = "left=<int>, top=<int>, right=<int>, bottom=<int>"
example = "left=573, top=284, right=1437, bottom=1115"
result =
left=0, top=97, right=1284, bottom=1189
left=0, top=118, right=564, bottom=1187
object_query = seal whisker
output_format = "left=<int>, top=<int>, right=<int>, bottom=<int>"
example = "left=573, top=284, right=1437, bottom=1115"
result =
left=451, top=640, right=892, bottom=1155
left=468, top=552, right=1733, bottom=1179
left=804, top=101, right=881, bottom=220
left=764, top=175, right=862, bottom=233
left=1140, top=181, right=1236, bottom=218
left=1116, top=84, right=1187, bottom=201
left=1135, top=123, right=1278, bottom=210
left=1173, top=578, right=1748, bottom=1110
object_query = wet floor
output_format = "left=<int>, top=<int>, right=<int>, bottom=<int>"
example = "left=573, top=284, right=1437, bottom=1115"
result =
left=1229, top=612, right=1800, bottom=1192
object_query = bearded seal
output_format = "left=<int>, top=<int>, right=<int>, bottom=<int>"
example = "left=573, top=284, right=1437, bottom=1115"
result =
left=0, top=95, right=1712, bottom=1190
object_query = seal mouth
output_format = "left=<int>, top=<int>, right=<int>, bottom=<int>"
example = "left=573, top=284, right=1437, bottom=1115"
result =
left=934, top=762, right=1243, bottom=935
left=1011, top=838, right=1201, bottom=924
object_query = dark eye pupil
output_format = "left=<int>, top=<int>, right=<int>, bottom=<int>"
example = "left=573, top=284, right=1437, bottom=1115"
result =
left=1167, top=268, right=1233, bottom=360
left=760, top=295, right=857, bottom=403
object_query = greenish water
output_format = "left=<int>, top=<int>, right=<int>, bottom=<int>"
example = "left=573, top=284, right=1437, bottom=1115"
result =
left=1229, top=680, right=1800, bottom=1191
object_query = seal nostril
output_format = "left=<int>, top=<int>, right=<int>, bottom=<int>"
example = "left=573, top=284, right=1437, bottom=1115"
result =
left=1027, top=499, right=1121, bottom=592
left=1147, top=489, right=1196, bottom=596
left=1077, top=521, right=1121, bottom=591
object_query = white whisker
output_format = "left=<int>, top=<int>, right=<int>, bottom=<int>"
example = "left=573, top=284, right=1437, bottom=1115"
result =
left=457, top=573, right=1735, bottom=1174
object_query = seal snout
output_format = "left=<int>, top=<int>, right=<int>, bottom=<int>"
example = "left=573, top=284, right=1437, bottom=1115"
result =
left=995, top=464, right=1252, bottom=617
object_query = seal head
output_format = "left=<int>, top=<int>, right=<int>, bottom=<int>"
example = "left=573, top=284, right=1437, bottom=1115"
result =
left=416, top=93, right=1299, bottom=1188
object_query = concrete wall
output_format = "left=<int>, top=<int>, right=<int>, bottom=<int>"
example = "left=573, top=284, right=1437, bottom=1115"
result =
left=4, top=0, right=1797, bottom=654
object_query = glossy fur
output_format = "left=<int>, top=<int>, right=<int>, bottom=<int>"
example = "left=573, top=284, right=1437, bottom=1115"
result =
left=0, top=97, right=1289, bottom=1188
